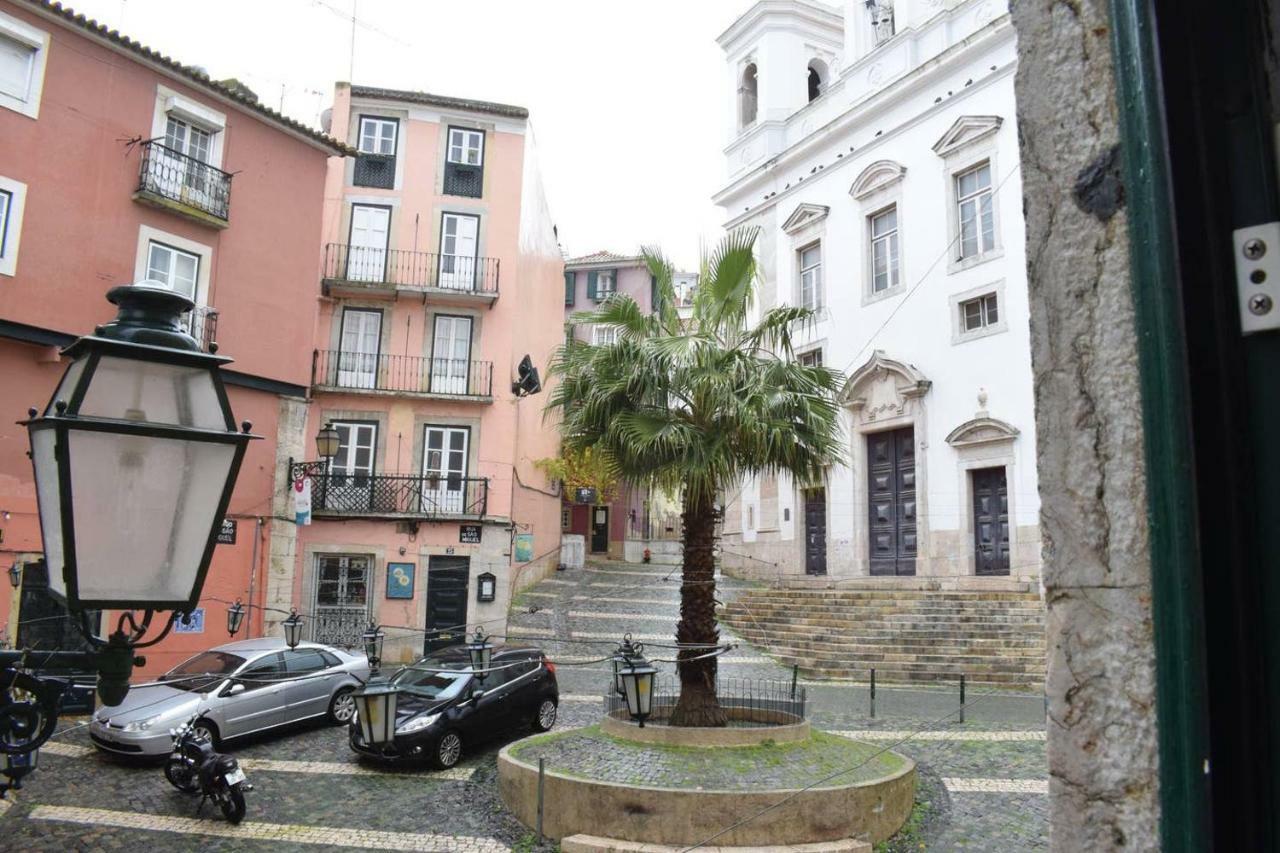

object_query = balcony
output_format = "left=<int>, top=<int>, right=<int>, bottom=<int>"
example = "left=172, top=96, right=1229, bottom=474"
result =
left=312, top=350, right=493, bottom=400
left=183, top=305, right=219, bottom=353
left=443, top=161, right=482, bottom=198
left=302, top=471, right=488, bottom=520
left=321, top=243, right=500, bottom=305
left=134, top=140, right=232, bottom=227
left=353, top=153, right=396, bottom=189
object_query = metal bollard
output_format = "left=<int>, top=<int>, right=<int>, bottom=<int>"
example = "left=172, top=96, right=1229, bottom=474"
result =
left=959, top=674, right=966, bottom=724
left=537, top=757, right=546, bottom=843
left=870, top=667, right=876, bottom=719
left=790, top=664, right=799, bottom=700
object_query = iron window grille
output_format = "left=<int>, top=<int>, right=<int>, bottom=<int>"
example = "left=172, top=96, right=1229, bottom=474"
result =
left=137, top=140, right=232, bottom=221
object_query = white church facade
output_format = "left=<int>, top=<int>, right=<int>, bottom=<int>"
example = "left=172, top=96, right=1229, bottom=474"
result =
left=715, top=0, right=1041, bottom=584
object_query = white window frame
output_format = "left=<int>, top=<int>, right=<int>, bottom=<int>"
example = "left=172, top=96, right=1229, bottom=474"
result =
left=150, top=86, right=226, bottom=169
left=0, top=174, right=28, bottom=277
left=869, top=205, right=900, bottom=295
left=145, top=241, right=201, bottom=299
left=596, top=270, right=616, bottom=297
left=133, top=225, right=212, bottom=308
left=955, top=162, right=996, bottom=261
left=0, top=11, right=49, bottom=119
left=950, top=280, right=1008, bottom=344
left=447, top=127, right=484, bottom=166
left=798, top=242, right=822, bottom=311
left=164, top=115, right=214, bottom=164
left=798, top=348, right=823, bottom=368
left=942, top=148, right=1004, bottom=275
left=592, top=324, right=620, bottom=346
left=358, top=116, right=398, bottom=156
left=331, top=421, right=378, bottom=479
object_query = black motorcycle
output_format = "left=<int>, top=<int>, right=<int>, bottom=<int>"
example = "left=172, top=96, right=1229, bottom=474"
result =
left=163, top=715, right=251, bottom=824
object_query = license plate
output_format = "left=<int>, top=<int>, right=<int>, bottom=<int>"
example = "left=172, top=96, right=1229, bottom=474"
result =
left=224, top=767, right=246, bottom=785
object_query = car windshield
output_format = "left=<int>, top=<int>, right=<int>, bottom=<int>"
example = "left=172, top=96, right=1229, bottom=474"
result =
left=391, top=659, right=472, bottom=700
left=161, top=651, right=246, bottom=691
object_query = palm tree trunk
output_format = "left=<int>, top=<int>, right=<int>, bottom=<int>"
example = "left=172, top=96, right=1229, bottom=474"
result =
left=669, top=491, right=727, bottom=727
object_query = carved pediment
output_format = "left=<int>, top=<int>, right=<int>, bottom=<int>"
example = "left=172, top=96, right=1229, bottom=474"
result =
left=932, top=115, right=1003, bottom=158
left=849, top=160, right=907, bottom=200
left=781, top=203, right=831, bottom=235
left=840, top=350, right=931, bottom=420
left=945, top=416, right=1020, bottom=448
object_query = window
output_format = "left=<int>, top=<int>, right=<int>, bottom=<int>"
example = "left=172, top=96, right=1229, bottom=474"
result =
left=956, top=162, right=995, bottom=259
left=164, top=116, right=213, bottom=163
left=358, top=117, right=397, bottom=155
left=961, top=293, right=999, bottom=332
left=739, top=63, right=758, bottom=128
left=448, top=127, right=484, bottom=166
left=284, top=649, right=329, bottom=675
left=592, top=325, right=619, bottom=346
left=807, top=60, right=827, bottom=103
left=798, top=243, right=822, bottom=310
left=561, top=507, right=571, bottom=532
left=0, top=177, right=24, bottom=276
left=799, top=349, right=823, bottom=367
left=0, top=12, right=47, bottom=119
left=444, top=127, right=485, bottom=198
left=0, top=189, right=10, bottom=259
left=596, top=271, right=615, bottom=298
left=331, top=422, right=377, bottom=480
left=870, top=206, right=900, bottom=293
left=868, top=1, right=895, bottom=44
left=564, top=271, right=576, bottom=306
left=146, top=242, right=200, bottom=299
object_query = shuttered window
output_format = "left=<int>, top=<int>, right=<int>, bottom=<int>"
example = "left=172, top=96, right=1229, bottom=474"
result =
left=565, top=271, right=576, bottom=306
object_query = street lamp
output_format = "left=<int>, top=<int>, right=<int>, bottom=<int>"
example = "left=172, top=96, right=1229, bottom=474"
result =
left=7, top=562, right=20, bottom=590
left=618, top=649, right=658, bottom=728
left=466, top=627, right=493, bottom=681
left=226, top=599, right=246, bottom=637
left=353, top=679, right=398, bottom=747
left=282, top=609, right=303, bottom=649
left=315, top=423, right=340, bottom=461
left=362, top=622, right=384, bottom=672
left=612, top=633, right=640, bottom=697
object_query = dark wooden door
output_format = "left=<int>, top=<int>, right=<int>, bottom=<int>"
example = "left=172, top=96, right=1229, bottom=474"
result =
left=868, top=427, right=917, bottom=576
left=423, top=557, right=470, bottom=654
left=972, top=467, right=1011, bottom=575
left=590, top=506, right=610, bottom=553
left=804, top=489, right=827, bottom=575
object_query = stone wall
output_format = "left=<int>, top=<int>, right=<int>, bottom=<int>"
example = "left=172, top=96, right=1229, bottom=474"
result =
left=1010, top=0, right=1161, bottom=848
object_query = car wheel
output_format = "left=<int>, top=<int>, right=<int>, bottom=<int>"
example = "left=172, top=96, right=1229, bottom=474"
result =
left=192, top=719, right=220, bottom=749
left=328, top=688, right=357, bottom=725
left=533, top=698, right=558, bottom=732
left=430, top=731, right=463, bottom=770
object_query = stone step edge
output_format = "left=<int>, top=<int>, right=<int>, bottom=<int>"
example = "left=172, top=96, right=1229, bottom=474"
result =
left=561, top=834, right=871, bottom=853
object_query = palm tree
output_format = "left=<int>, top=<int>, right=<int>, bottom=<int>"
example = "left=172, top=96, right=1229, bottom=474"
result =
left=548, top=229, right=844, bottom=726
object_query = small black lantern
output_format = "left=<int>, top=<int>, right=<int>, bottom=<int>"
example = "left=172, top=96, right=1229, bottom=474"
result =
left=226, top=599, right=245, bottom=637
left=22, top=284, right=257, bottom=614
left=315, top=422, right=341, bottom=461
left=466, top=627, right=493, bottom=680
left=362, top=622, right=385, bottom=672
left=353, top=679, right=398, bottom=746
left=282, top=609, right=303, bottom=649
left=619, top=649, right=658, bottom=728
left=476, top=572, right=496, bottom=603
left=7, top=562, right=20, bottom=590
left=612, top=633, right=639, bottom=697
left=2, top=745, right=38, bottom=791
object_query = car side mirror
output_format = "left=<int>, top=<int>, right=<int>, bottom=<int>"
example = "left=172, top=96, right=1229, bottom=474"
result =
left=471, top=687, right=486, bottom=701
left=226, top=682, right=246, bottom=696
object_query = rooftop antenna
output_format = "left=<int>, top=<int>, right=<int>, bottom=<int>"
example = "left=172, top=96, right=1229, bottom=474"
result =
left=348, top=0, right=357, bottom=81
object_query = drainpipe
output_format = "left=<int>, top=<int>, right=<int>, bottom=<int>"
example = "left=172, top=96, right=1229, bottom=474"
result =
left=246, top=516, right=264, bottom=638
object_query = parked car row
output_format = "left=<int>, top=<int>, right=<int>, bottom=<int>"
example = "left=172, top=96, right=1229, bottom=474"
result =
left=89, top=638, right=559, bottom=770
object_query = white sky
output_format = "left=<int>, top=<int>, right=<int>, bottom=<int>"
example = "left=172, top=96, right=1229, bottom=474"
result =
left=66, top=0, right=764, bottom=269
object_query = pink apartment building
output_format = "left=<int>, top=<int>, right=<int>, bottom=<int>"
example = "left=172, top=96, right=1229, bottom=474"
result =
left=0, top=1, right=348, bottom=675
left=281, top=83, right=564, bottom=663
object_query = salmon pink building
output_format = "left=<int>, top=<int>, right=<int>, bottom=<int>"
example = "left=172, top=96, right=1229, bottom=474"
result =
left=0, top=0, right=349, bottom=676
left=275, top=83, right=564, bottom=664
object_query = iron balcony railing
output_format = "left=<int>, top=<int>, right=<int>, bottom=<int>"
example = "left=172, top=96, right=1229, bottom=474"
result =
left=183, top=305, right=218, bottom=353
left=312, top=350, right=493, bottom=397
left=312, top=608, right=371, bottom=648
left=137, top=140, right=232, bottom=221
left=353, top=153, right=395, bottom=189
left=443, top=161, right=482, bottom=198
left=305, top=471, right=488, bottom=519
left=323, top=243, right=500, bottom=295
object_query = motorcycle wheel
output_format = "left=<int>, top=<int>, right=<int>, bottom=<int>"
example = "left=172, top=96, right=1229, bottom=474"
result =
left=220, top=786, right=246, bottom=824
left=163, top=757, right=199, bottom=794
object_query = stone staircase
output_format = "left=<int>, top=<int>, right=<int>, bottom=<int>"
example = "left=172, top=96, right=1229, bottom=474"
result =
left=718, top=585, right=1046, bottom=688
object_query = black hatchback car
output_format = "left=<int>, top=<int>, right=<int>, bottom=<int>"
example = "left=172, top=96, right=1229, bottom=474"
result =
left=349, top=644, right=558, bottom=769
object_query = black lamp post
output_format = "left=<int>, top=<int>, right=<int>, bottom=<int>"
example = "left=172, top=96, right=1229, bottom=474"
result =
left=612, top=633, right=640, bottom=697
left=282, top=609, right=304, bottom=649
left=362, top=622, right=385, bottom=672
left=1, top=283, right=257, bottom=794
left=618, top=647, right=658, bottom=728
left=7, top=562, right=20, bottom=590
left=466, top=627, right=493, bottom=681
left=226, top=599, right=246, bottom=637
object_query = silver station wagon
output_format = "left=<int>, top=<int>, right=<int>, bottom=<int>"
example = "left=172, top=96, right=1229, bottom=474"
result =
left=90, top=638, right=370, bottom=757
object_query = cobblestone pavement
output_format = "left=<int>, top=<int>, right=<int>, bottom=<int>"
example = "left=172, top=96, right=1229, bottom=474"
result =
left=1, top=559, right=1048, bottom=851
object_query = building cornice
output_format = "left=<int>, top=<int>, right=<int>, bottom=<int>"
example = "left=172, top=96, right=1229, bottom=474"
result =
left=717, top=0, right=843, bottom=50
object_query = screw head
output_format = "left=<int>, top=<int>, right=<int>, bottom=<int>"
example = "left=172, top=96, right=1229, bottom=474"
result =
left=1244, top=238, right=1267, bottom=260
left=1248, top=293, right=1273, bottom=315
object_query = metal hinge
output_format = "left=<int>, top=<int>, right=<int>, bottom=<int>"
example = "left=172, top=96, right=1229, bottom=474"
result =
left=1234, top=222, right=1280, bottom=334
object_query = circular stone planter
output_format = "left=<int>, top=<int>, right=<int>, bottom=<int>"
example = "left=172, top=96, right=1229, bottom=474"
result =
left=601, top=707, right=810, bottom=746
left=498, top=725, right=915, bottom=849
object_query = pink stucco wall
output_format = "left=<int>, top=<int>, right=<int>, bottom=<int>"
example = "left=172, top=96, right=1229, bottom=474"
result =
left=0, top=2, right=334, bottom=674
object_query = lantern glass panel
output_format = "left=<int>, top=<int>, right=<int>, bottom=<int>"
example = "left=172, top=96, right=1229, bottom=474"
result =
left=635, top=669, right=655, bottom=716
left=66, top=429, right=236, bottom=604
left=44, top=357, right=87, bottom=415
left=30, top=428, right=66, bottom=600
left=612, top=656, right=625, bottom=696
left=75, top=356, right=226, bottom=429
left=283, top=617, right=303, bottom=648
left=356, top=685, right=398, bottom=745
left=623, top=669, right=640, bottom=716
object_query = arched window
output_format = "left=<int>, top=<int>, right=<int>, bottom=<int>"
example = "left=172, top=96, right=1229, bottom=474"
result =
left=739, top=63, right=758, bottom=127
left=807, top=59, right=827, bottom=103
